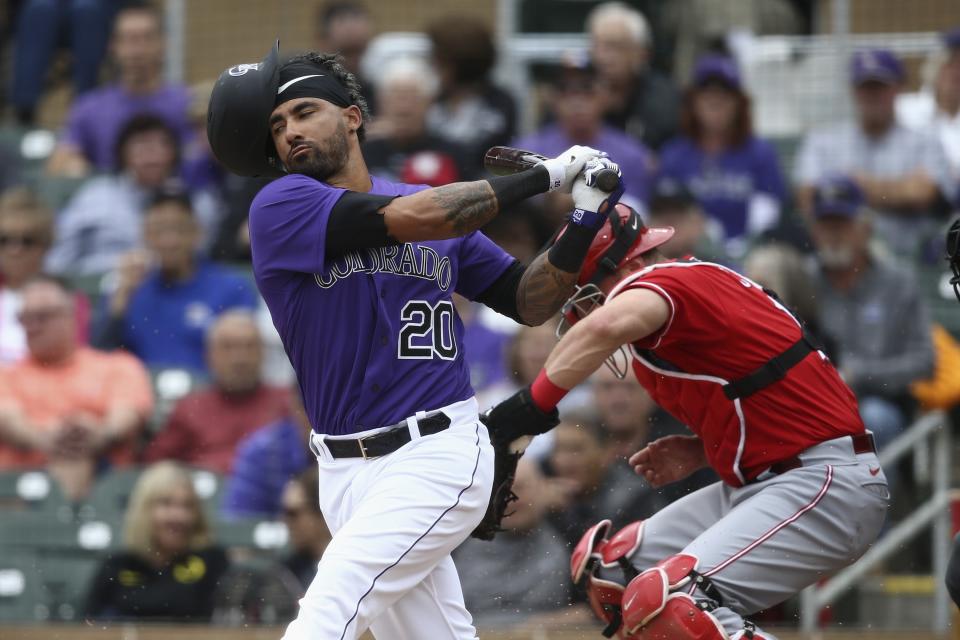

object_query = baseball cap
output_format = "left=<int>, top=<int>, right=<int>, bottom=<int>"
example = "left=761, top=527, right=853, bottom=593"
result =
left=692, top=54, right=742, bottom=91
left=850, top=49, right=905, bottom=86
left=943, top=27, right=960, bottom=50
left=812, top=176, right=865, bottom=219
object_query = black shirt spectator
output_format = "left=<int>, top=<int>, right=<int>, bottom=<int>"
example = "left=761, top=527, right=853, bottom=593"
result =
left=85, top=547, right=229, bottom=621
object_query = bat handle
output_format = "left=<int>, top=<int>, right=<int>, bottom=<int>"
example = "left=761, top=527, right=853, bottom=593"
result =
left=594, top=168, right=621, bottom=193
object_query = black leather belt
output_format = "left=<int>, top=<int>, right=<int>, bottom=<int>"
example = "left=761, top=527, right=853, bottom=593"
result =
left=324, top=413, right=451, bottom=460
left=754, top=432, right=877, bottom=481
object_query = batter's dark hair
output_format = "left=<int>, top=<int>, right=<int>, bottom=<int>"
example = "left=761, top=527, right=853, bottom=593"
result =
left=282, top=51, right=371, bottom=142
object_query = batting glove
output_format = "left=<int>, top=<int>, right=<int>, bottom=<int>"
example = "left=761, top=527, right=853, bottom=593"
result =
left=530, top=145, right=606, bottom=193
left=571, top=158, right=625, bottom=229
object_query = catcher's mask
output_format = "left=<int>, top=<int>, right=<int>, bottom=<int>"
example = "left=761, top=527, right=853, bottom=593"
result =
left=949, top=218, right=960, bottom=303
left=557, top=204, right=674, bottom=378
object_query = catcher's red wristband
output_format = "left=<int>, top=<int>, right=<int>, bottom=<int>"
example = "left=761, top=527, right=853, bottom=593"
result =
left=530, top=369, right=568, bottom=412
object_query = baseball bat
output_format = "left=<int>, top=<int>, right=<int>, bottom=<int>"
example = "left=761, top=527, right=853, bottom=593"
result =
left=484, top=145, right=621, bottom=193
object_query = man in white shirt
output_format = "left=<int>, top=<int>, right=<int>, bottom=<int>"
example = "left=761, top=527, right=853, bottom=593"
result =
left=795, top=49, right=955, bottom=261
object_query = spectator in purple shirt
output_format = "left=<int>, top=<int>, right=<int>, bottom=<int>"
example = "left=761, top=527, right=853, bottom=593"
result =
left=659, top=54, right=788, bottom=258
left=514, top=55, right=656, bottom=215
left=47, top=3, right=192, bottom=177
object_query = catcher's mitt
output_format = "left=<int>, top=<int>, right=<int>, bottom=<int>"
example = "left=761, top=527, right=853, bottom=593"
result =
left=470, top=437, right=523, bottom=541
left=470, top=388, right=559, bottom=540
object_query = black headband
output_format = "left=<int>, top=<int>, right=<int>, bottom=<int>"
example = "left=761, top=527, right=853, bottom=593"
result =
left=275, top=61, right=352, bottom=108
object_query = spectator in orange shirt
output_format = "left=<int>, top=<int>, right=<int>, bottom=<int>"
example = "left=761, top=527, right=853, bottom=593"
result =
left=0, top=276, right=153, bottom=499
left=143, top=310, right=290, bottom=473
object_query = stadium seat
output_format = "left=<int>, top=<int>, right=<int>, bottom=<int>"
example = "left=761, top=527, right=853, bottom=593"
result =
left=0, top=553, right=43, bottom=622
left=0, top=511, right=116, bottom=551
left=148, top=368, right=206, bottom=433
left=0, top=469, right=67, bottom=513
left=214, top=517, right=289, bottom=554
left=84, top=467, right=143, bottom=523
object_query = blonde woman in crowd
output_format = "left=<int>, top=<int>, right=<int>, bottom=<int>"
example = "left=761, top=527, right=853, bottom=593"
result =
left=84, top=462, right=229, bottom=621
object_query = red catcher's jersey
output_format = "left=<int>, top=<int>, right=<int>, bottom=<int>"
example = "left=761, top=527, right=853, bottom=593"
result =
left=609, top=260, right=864, bottom=487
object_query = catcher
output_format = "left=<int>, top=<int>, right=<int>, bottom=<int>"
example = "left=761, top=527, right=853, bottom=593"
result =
left=482, top=203, right=889, bottom=639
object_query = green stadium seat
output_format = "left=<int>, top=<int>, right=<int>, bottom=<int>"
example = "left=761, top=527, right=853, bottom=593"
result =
left=148, top=368, right=206, bottom=433
left=31, top=551, right=102, bottom=622
left=0, top=553, right=44, bottom=622
left=35, top=175, right=87, bottom=211
left=85, top=467, right=142, bottom=522
left=0, top=469, right=67, bottom=513
left=214, top=517, right=289, bottom=555
left=0, top=511, right=117, bottom=552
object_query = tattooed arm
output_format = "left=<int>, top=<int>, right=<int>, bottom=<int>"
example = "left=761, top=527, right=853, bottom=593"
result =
left=383, top=177, right=531, bottom=243
left=515, top=252, right=579, bottom=325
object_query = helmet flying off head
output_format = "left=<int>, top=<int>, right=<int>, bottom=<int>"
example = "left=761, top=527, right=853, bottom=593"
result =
left=207, top=41, right=285, bottom=177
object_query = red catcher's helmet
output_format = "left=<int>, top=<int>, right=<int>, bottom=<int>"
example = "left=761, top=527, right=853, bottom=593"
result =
left=557, top=204, right=674, bottom=379
left=578, top=203, right=675, bottom=288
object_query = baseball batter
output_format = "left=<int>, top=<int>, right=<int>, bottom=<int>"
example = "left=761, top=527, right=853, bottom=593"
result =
left=485, top=204, right=890, bottom=639
left=205, top=44, right=623, bottom=640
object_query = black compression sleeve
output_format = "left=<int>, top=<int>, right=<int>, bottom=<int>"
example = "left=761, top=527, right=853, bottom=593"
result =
left=474, top=260, right=526, bottom=325
left=547, top=222, right=597, bottom=273
left=486, top=166, right=550, bottom=211
left=326, top=191, right=400, bottom=257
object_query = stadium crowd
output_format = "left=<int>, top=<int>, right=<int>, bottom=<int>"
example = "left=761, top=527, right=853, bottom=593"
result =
left=0, top=0, right=959, bottom=630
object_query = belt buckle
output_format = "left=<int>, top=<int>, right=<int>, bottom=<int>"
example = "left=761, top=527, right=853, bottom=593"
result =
left=357, top=434, right=378, bottom=460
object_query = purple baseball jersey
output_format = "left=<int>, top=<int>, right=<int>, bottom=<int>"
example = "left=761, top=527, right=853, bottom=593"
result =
left=249, top=174, right=514, bottom=436
left=658, top=136, right=787, bottom=240
left=60, top=83, right=193, bottom=170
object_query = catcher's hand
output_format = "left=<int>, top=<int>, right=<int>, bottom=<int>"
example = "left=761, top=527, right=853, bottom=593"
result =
left=483, top=387, right=559, bottom=447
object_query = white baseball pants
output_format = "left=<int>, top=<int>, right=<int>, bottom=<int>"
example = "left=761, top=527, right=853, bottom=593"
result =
left=282, top=397, right=494, bottom=640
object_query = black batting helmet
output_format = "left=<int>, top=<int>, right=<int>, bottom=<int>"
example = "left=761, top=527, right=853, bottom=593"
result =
left=206, top=41, right=284, bottom=177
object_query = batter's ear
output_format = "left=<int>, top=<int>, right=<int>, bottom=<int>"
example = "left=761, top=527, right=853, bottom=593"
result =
left=342, top=104, right=363, bottom=135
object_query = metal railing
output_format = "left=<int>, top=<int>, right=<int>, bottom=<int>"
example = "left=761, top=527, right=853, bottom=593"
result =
left=799, top=410, right=952, bottom=633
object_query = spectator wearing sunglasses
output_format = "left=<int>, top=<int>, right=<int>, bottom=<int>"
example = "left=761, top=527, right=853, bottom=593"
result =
left=0, top=188, right=90, bottom=365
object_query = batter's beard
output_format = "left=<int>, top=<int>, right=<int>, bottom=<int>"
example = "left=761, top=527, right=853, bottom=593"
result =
left=286, top=121, right=350, bottom=181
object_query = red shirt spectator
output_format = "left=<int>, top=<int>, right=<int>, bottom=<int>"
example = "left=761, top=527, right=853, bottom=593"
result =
left=144, top=310, right=290, bottom=473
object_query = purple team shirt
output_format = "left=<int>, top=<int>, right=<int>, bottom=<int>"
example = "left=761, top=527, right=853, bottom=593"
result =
left=658, top=136, right=788, bottom=240
left=61, top=83, right=193, bottom=170
left=249, top=174, right=514, bottom=436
